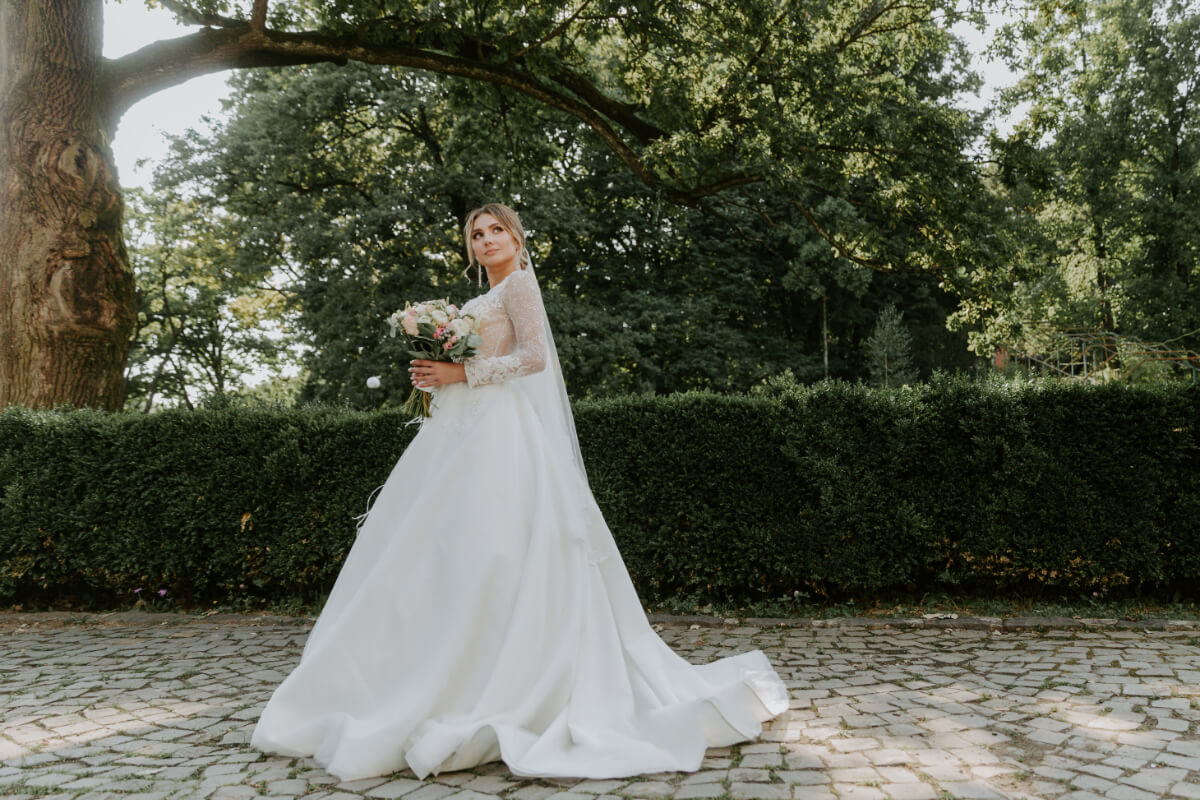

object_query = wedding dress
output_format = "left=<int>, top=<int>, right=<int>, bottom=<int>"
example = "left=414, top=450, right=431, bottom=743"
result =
left=251, top=265, right=789, bottom=781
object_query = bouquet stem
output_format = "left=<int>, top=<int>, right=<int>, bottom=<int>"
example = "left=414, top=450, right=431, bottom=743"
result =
left=402, top=387, right=433, bottom=418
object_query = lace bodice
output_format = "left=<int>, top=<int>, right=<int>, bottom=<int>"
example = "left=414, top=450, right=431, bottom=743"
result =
left=460, top=268, right=547, bottom=387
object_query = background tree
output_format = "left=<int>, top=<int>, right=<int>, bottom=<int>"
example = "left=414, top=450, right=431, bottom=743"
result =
left=139, top=59, right=979, bottom=404
left=2, top=0, right=1000, bottom=409
left=963, top=0, right=1200, bottom=368
left=122, top=188, right=300, bottom=410
left=865, top=303, right=919, bottom=387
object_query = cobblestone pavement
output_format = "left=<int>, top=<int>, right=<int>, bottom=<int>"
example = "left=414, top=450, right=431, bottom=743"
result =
left=3, top=614, right=1200, bottom=800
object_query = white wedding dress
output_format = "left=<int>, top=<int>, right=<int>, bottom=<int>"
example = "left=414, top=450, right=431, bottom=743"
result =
left=251, top=267, right=788, bottom=781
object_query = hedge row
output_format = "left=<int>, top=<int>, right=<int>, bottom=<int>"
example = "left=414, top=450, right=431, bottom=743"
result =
left=2, top=377, right=1198, bottom=609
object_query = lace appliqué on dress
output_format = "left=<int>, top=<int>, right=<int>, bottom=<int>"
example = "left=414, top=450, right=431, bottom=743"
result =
left=462, top=270, right=547, bottom=387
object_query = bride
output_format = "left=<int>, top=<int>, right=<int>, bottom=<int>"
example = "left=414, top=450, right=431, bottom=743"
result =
left=251, top=203, right=788, bottom=781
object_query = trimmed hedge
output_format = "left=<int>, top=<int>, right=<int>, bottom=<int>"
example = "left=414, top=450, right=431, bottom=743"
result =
left=1, top=377, right=1198, bottom=609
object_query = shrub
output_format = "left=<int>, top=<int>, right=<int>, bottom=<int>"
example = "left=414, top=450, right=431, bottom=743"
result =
left=1, top=377, right=1197, bottom=609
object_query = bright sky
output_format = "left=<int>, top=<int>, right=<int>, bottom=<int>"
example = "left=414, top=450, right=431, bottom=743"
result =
left=103, top=1, right=232, bottom=188
left=103, top=2, right=1019, bottom=191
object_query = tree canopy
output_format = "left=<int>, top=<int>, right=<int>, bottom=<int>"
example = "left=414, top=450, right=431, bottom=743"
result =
left=2, top=0, right=1009, bottom=409
left=962, top=0, right=1200, bottom=371
left=12, top=0, right=1195, bottom=409
left=127, top=49, right=982, bottom=408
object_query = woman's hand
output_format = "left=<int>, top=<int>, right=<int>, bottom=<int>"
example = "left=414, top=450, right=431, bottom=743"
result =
left=409, top=360, right=467, bottom=389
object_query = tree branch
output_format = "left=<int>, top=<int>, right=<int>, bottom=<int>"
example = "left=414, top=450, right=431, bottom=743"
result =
left=251, top=0, right=268, bottom=32
left=547, top=64, right=664, bottom=144
left=101, top=24, right=696, bottom=200
left=156, top=0, right=243, bottom=29
left=508, top=0, right=593, bottom=62
left=789, top=199, right=891, bottom=270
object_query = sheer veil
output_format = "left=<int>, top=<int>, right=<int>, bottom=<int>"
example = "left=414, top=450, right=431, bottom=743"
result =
left=515, top=254, right=589, bottom=487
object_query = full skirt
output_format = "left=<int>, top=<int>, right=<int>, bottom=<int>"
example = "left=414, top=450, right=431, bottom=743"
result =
left=251, top=380, right=788, bottom=780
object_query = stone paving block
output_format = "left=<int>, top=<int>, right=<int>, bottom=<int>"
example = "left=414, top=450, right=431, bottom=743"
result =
left=865, top=748, right=911, bottom=766
left=1171, top=783, right=1200, bottom=799
left=364, top=777, right=425, bottom=798
left=22, top=771, right=75, bottom=788
left=1069, top=774, right=1115, bottom=793
left=729, top=782, right=790, bottom=800
left=401, top=782, right=458, bottom=800
left=211, top=786, right=259, bottom=799
left=1029, top=778, right=1068, bottom=797
left=1121, top=766, right=1189, bottom=793
left=973, top=764, right=1022, bottom=779
left=1155, top=717, right=1190, bottom=733
left=936, top=780, right=1008, bottom=799
left=620, top=781, right=674, bottom=798
left=729, top=768, right=773, bottom=782
left=789, top=789, right=836, bottom=800
left=829, top=767, right=879, bottom=783
left=264, top=778, right=311, bottom=795
left=1077, top=763, right=1123, bottom=780
left=823, top=752, right=871, bottom=768
left=882, top=784, right=938, bottom=800
left=776, top=770, right=829, bottom=785
left=505, top=786, right=559, bottom=800
left=673, top=784, right=725, bottom=800
left=1028, top=729, right=1072, bottom=746
left=1104, top=784, right=1158, bottom=800
left=829, top=737, right=878, bottom=752
left=680, top=771, right=726, bottom=785
left=566, top=779, right=626, bottom=794
left=782, top=748, right=824, bottom=769
left=922, top=765, right=973, bottom=782
left=835, top=786, right=888, bottom=800
left=1158, top=753, right=1200, bottom=771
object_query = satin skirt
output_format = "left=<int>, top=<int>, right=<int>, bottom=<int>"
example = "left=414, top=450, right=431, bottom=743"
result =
left=251, top=380, right=788, bottom=780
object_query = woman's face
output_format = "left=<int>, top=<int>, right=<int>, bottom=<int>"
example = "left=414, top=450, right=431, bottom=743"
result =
left=470, top=213, right=520, bottom=272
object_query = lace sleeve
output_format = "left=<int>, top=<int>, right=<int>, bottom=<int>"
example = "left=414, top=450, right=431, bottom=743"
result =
left=464, top=270, right=548, bottom=388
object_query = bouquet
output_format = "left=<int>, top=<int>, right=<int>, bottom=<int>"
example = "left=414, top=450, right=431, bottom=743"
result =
left=386, top=298, right=482, bottom=418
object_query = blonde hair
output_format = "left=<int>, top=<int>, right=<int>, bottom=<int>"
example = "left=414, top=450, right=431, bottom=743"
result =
left=462, top=203, right=531, bottom=277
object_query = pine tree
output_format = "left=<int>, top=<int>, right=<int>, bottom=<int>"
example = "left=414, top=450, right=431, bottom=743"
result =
left=866, top=304, right=919, bottom=387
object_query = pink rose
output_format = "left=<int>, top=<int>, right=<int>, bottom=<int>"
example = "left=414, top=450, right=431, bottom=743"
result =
left=443, top=342, right=453, bottom=351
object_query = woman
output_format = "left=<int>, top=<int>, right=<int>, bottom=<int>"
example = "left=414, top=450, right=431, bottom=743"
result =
left=251, top=203, right=788, bottom=781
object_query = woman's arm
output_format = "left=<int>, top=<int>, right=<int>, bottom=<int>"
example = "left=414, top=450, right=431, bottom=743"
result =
left=461, top=271, right=547, bottom=388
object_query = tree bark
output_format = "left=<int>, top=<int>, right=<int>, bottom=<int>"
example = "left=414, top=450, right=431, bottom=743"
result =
left=0, top=0, right=134, bottom=409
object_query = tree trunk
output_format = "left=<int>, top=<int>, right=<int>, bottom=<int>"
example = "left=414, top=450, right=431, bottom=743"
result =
left=0, top=0, right=133, bottom=410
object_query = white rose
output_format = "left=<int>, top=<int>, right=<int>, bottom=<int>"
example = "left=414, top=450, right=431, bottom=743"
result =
left=449, top=318, right=471, bottom=337
left=431, top=309, right=450, bottom=326
left=366, top=376, right=381, bottom=389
